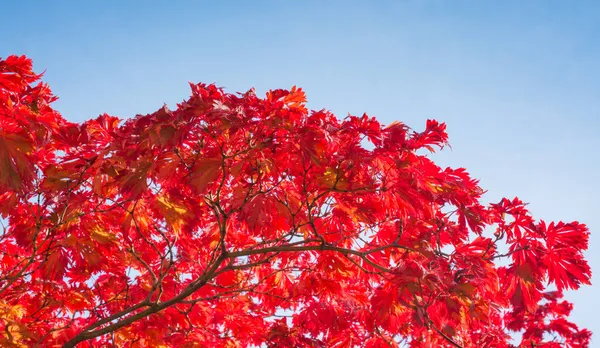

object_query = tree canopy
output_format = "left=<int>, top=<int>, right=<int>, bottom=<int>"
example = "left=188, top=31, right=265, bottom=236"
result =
left=0, top=55, right=592, bottom=347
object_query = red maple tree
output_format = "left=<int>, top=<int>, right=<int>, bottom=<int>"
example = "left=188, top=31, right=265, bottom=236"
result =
left=0, top=55, right=592, bottom=347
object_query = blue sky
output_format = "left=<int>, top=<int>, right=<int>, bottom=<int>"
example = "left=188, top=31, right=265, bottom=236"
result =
left=2, top=0, right=599, bottom=340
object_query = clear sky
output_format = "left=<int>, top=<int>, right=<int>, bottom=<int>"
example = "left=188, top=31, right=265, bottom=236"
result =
left=2, top=0, right=599, bottom=340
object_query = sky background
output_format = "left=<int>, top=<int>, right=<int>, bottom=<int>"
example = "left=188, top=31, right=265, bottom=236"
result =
left=2, top=0, right=599, bottom=341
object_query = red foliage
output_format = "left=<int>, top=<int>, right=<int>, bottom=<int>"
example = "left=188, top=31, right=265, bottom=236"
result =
left=0, top=55, right=592, bottom=347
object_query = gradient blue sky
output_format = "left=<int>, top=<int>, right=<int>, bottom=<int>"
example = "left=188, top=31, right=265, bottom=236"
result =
left=2, top=0, right=599, bottom=340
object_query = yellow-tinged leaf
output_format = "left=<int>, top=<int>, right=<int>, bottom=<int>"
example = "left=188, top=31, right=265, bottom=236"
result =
left=3, top=323, right=30, bottom=346
left=54, top=207, right=82, bottom=231
left=66, top=292, right=91, bottom=312
left=91, top=227, right=117, bottom=244
left=139, top=275, right=154, bottom=292
left=274, top=271, right=293, bottom=287
left=156, top=195, right=188, bottom=215
left=0, top=302, right=25, bottom=320
left=114, top=327, right=137, bottom=346
left=258, top=158, right=274, bottom=174
left=156, top=194, right=190, bottom=234
left=298, top=225, right=311, bottom=239
left=122, top=200, right=150, bottom=233
left=320, top=167, right=338, bottom=189
left=336, top=201, right=373, bottom=224
left=208, top=224, right=221, bottom=249
left=427, top=182, right=446, bottom=194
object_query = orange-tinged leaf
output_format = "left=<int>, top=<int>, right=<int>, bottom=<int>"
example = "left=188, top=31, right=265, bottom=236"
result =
left=189, top=157, right=221, bottom=193
left=320, top=167, right=348, bottom=190
left=90, top=227, right=117, bottom=244
left=0, top=132, right=34, bottom=191
left=65, top=292, right=92, bottom=312
left=155, top=152, right=180, bottom=181
left=155, top=194, right=190, bottom=234
left=453, top=283, right=476, bottom=297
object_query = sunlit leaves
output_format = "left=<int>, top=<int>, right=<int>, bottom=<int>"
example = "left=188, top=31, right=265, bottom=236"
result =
left=155, top=194, right=190, bottom=235
left=0, top=55, right=592, bottom=347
